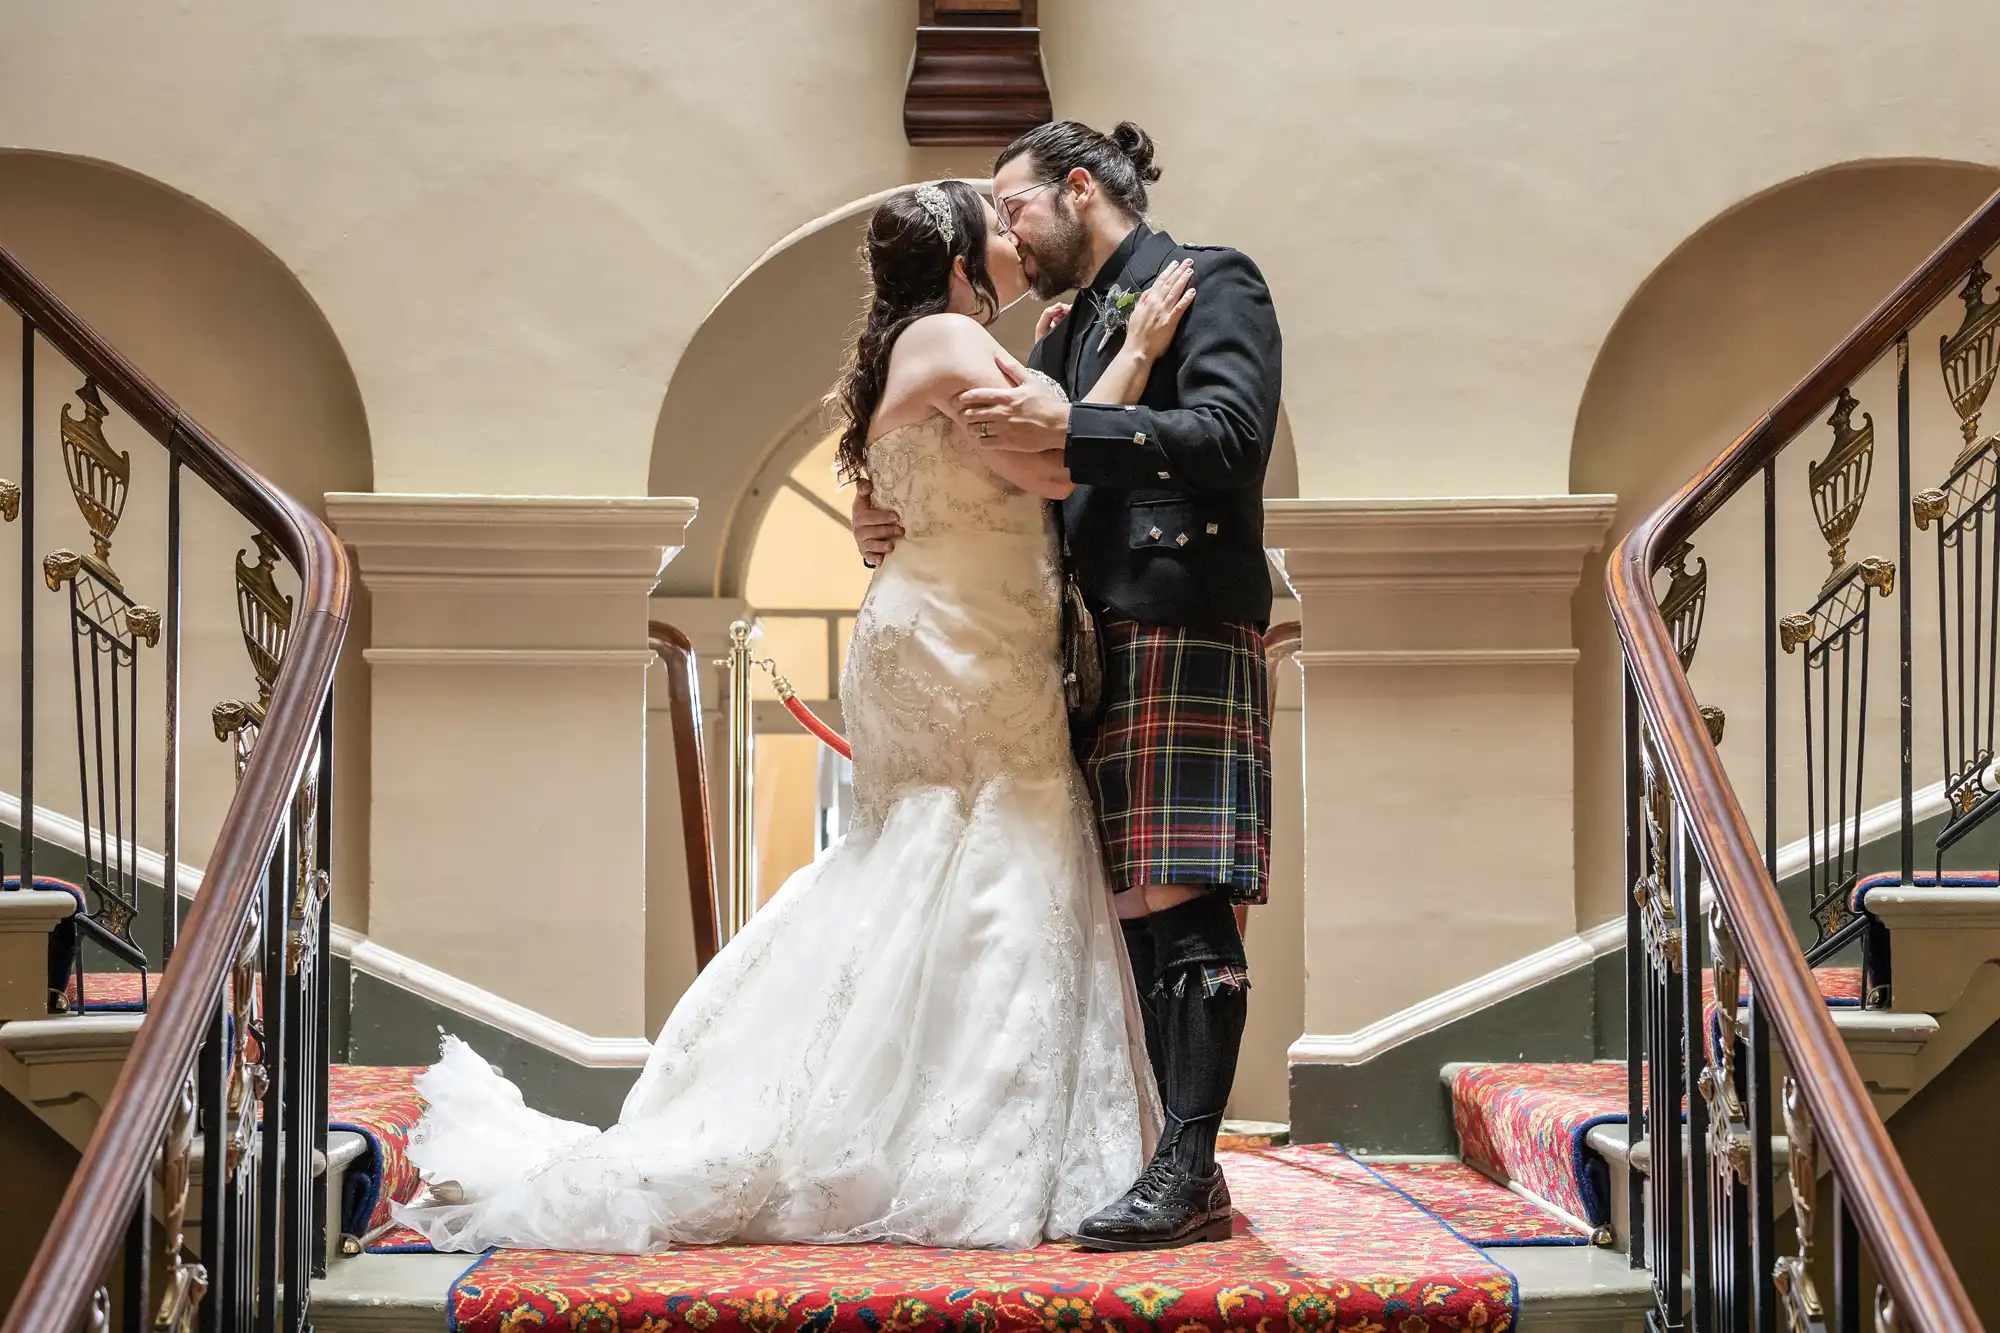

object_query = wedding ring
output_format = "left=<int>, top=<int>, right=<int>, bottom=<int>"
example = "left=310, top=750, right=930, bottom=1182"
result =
left=975, top=422, right=992, bottom=438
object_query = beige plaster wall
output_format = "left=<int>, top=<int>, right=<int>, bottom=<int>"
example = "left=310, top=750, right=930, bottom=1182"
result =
left=0, top=152, right=374, bottom=932
left=1572, top=161, right=2000, bottom=927
left=3, top=2, right=1995, bottom=509
left=4, top=1, right=1999, bottom=1072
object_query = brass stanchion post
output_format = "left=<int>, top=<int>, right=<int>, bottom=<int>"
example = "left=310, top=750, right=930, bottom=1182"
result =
left=725, top=619, right=756, bottom=941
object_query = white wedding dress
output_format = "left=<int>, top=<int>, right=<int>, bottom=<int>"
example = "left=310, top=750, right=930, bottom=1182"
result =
left=392, top=409, right=1156, bottom=1254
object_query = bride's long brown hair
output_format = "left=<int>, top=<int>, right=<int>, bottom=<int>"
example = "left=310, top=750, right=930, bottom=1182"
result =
left=830, top=180, right=999, bottom=484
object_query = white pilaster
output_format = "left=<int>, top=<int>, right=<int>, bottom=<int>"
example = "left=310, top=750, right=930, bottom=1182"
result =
left=1265, top=495, right=1617, bottom=1052
left=326, top=494, right=698, bottom=1038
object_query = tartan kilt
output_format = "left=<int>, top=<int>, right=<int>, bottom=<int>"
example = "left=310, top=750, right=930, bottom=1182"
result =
left=1079, top=619, right=1272, bottom=905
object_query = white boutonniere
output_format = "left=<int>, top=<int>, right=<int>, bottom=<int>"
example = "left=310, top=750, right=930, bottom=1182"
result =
left=1095, top=284, right=1142, bottom=352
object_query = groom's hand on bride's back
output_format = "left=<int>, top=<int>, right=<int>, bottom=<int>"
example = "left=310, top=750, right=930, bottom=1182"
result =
left=852, top=481, right=904, bottom=566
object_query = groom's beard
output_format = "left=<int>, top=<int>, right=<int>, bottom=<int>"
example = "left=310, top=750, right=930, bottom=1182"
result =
left=1022, top=204, right=1092, bottom=299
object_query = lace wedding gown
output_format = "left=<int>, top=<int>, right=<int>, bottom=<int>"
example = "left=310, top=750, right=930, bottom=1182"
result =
left=392, top=410, right=1156, bottom=1254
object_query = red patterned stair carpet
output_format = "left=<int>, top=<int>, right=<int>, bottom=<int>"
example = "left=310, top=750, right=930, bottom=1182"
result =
left=376, top=1147, right=1585, bottom=1259
left=1452, top=966, right=1862, bottom=1227
left=444, top=1146, right=1522, bottom=1333
left=328, top=1064, right=428, bottom=1247
left=1352, top=1158, right=1589, bottom=1247
left=61, top=969, right=158, bottom=1011
left=1699, top=966, right=1860, bottom=1045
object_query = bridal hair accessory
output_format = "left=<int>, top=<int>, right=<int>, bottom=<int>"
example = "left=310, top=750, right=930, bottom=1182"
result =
left=913, top=182, right=955, bottom=244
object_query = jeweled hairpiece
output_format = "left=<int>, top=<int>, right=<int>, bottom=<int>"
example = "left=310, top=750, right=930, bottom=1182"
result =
left=913, top=182, right=955, bottom=245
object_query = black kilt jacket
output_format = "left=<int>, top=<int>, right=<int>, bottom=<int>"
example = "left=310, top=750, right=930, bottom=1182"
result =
left=1029, top=224, right=1284, bottom=627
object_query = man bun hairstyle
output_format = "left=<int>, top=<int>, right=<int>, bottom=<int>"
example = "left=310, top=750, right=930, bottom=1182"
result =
left=1108, top=121, right=1162, bottom=185
left=994, top=119, right=1162, bottom=219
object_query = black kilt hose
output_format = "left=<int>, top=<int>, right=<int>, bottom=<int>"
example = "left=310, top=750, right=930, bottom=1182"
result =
left=1077, top=620, right=1272, bottom=906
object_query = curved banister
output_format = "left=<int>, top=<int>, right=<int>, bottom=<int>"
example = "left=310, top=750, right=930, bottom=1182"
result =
left=650, top=622, right=721, bottom=972
left=1604, top=189, right=2000, bottom=1333
left=0, top=245, right=351, bottom=1333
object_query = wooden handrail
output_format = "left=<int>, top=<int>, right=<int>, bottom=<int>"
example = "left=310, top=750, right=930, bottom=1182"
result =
left=0, top=245, right=352, bottom=1333
left=1263, top=620, right=1301, bottom=678
left=1604, top=189, right=2000, bottom=1333
left=650, top=622, right=722, bottom=972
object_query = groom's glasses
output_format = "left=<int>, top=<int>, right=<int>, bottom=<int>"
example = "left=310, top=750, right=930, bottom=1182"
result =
left=993, top=182, right=1056, bottom=236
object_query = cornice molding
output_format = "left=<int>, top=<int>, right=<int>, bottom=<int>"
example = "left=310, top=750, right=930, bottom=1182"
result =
left=363, top=648, right=656, bottom=669
left=1264, top=495, right=1619, bottom=598
left=1296, top=648, right=1580, bottom=670
left=325, top=492, right=699, bottom=586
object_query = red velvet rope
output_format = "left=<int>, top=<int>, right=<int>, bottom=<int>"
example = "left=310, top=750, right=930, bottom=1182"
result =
left=753, top=657, right=852, bottom=759
left=781, top=691, right=852, bottom=760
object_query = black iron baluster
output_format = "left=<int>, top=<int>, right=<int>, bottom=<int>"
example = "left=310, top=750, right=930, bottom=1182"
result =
left=1753, top=456, right=1777, bottom=1333
left=164, top=453, right=181, bottom=964
left=72, top=596, right=94, bottom=1002
left=1854, top=600, right=1872, bottom=908
left=1807, top=635, right=1823, bottom=930
left=1889, top=334, right=1913, bottom=1004
left=1746, top=992, right=1776, bottom=1333
left=1654, top=943, right=1687, bottom=1332
left=1622, top=666, right=1646, bottom=1269
left=121, top=1186, right=150, bottom=1333
left=197, top=1003, right=225, bottom=1333
left=18, top=317, right=33, bottom=899
left=1679, top=815, right=1713, bottom=1333
left=1833, top=1182, right=1862, bottom=1333
left=1702, top=900, right=1752, bottom=1333
left=312, top=699, right=335, bottom=1280
left=258, top=849, right=286, bottom=1333
left=223, top=906, right=261, bottom=1333
left=1955, top=532, right=1967, bottom=796
left=1644, top=764, right=1687, bottom=1333
left=1986, top=500, right=2000, bottom=817
left=1934, top=498, right=1951, bottom=868
left=281, top=800, right=312, bottom=1333
left=110, top=607, right=130, bottom=997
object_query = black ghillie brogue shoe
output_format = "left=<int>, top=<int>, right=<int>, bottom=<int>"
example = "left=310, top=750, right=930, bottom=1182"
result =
left=1073, top=1156, right=1234, bottom=1251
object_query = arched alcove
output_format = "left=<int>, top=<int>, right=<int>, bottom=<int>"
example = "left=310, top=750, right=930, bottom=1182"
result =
left=649, top=182, right=1302, bottom=597
left=0, top=150, right=377, bottom=932
left=649, top=185, right=1043, bottom=597
left=1568, top=159, right=2000, bottom=927
left=643, top=183, right=1305, bottom=1114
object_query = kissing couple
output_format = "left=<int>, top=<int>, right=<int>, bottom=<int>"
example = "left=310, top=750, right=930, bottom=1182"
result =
left=393, top=118, right=1284, bottom=1255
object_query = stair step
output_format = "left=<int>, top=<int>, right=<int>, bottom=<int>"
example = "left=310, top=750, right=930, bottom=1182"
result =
left=0, top=1012, right=146, bottom=1148
left=313, top=1241, right=1659, bottom=1333
left=1858, top=883, right=2000, bottom=1012
left=0, top=888, right=79, bottom=1020
left=1585, top=1121, right=1793, bottom=1177
left=325, top=1148, right=1530, bottom=1333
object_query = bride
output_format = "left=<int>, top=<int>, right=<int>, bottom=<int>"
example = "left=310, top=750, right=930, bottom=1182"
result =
left=392, top=179, right=1198, bottom=1254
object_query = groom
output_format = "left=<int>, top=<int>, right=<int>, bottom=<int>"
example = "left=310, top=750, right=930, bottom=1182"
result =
left=851, top=120, right=1281, bottom=1250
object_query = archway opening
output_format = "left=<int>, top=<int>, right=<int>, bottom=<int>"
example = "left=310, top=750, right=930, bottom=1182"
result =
left=0, top=150, right=376, bottom=935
